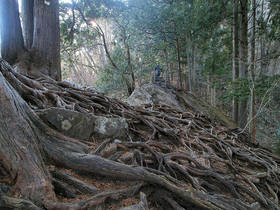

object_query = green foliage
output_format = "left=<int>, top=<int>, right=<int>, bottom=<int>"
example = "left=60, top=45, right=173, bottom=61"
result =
left=95, top=44, right=129, bottom=94
left=220, top=75, right=280, bottom=103
left=220, top=79, right=250, bottom=102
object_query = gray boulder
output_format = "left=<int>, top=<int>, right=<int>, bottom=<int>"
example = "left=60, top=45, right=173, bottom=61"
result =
left=37, top=108, right=129, bottom=141
left=126, top=84, right=183, bottom=112
left=37, top=108, right=94, bottom=141
left=92, top=116, right=128, bottom=140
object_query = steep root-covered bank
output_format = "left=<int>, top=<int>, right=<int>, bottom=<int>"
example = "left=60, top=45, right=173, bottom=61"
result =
left=0, top=58, right=280, bottom=209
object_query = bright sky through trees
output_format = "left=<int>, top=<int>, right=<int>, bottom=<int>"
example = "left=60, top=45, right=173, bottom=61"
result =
left=18, top=0, right=73, bottom=7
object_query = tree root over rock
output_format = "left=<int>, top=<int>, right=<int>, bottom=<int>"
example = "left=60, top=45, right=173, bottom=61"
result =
left=0, top=58, right=280, bottom=209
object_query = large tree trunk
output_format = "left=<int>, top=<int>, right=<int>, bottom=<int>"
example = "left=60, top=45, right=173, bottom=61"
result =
left=0, top=0, right=61, bottom=81
left=0, top=0, right=25, bottom=64
left=32, top=0, right=61, bottom=81
left=0, top=61, right=55, bottom=206
left=21, top=0, right=34, bottom=50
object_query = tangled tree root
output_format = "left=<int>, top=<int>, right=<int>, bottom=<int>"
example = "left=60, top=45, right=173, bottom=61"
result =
left=0, top=58, right=280, bottom=209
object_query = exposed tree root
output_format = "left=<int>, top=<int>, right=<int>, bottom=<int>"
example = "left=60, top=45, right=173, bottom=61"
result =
left=0, top=193, right=42, bottom=210
left=0, top=58, right=280, bottom=209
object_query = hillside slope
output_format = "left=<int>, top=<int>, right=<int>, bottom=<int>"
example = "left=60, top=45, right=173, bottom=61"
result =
left=1, top=62, right=280, bottom=209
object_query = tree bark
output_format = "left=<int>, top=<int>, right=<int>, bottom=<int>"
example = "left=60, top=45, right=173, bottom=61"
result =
left=207, top=75, right=210, bottom=102
left=124, top=35, right=135, bottom=96
left=232, top=0, right=239, bottom=124
left=249, top=0, right=256, bottom=140
left=21, top=0, right=34, bottom=50
left=191, top=44, right=196, bottom=91
left=238, top=0, right=248, bottom=129
left=260, top=0, right=266, bottom=75
left=164, top=49, right=169, bottom=84
left=173, top=22, right=181, bottom=89
left=186, top=35, right=192, bottom=93
left=0, top=0, right=25, bottom=65
left=0, top=60, right=55, bottom=206
left=32, top=0, right=61, bottom=81
left=211, top=85, right=216, bottom=107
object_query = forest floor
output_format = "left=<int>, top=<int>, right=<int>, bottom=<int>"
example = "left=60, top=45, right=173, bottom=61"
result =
left=212, top=90, right=280, bottom=154
left=1, top=61, right=280, bottom=209
left=256, top=100, right=280, bottom=152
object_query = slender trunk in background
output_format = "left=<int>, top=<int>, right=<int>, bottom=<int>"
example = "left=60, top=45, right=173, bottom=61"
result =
left=175, top=38, right=181, bottom=88
left=207, top=75, right=210, bottom=102
left=77, top=51, right=90, bottom=86
left=99, top=40, right=107, bottom=66
left=98, top=25, right=118, bottom=71
left=191, top=44, right=196, bottom=91
left=170, top=63, right=174, bottom=83
left=249, top=0, right=256, bottom=140
left=260, top=0, right=266, bottom=75
left=139, top=62, right=142, bottom=88
left=172, top=20, right=182, bottom=90
left=186, top=35, right=192, bottom=93
left=164, top=49, right=169, bottom=84
left=238, top=0, right=248, bottom=129
left=124, top=36, right=135, bottom=95
left=232, top=0, right=239, bottom=124
left=0, top=0, right=25, bottom=64
left=211, top=85, right=216, bottom=107
left=83, top=50, right=97, bottom=75
left=67, top=53, right=83, bottom=85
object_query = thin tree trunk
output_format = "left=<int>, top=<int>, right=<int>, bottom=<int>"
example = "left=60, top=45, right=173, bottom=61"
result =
left=83, top=50, right=97, bottom=75
left=238, top=0, right=248, bottom=129
left=98, top=26, right=118, bottom=70
left=172, top=19, right=182, bottom=91
left=207, top=75, right=210, bottom=102
left=66, top=52, right=84, bottom=85
left=77, top=51, right=90, bottom=86
left=139, top=62, right=142, bottom=88
left=249, top=0, right=256, bottom=140
left=124, top=38, right=135, bottom=95
left=211, top=86, right=216, bottom=107
left=164, top=49, right=169, bottom=84
left=260, top=0, right=266, bottom=75
left=175, top=38, right=181, bottom=87
left=186, top=35, right=192, bottom=93
left=0, top=0, right=25, bottom=65
left=99, top=42, right=107, bottom=66
left=191, top=44, right=196, bottom=91
left=232, top=0, right=239, bottom=124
